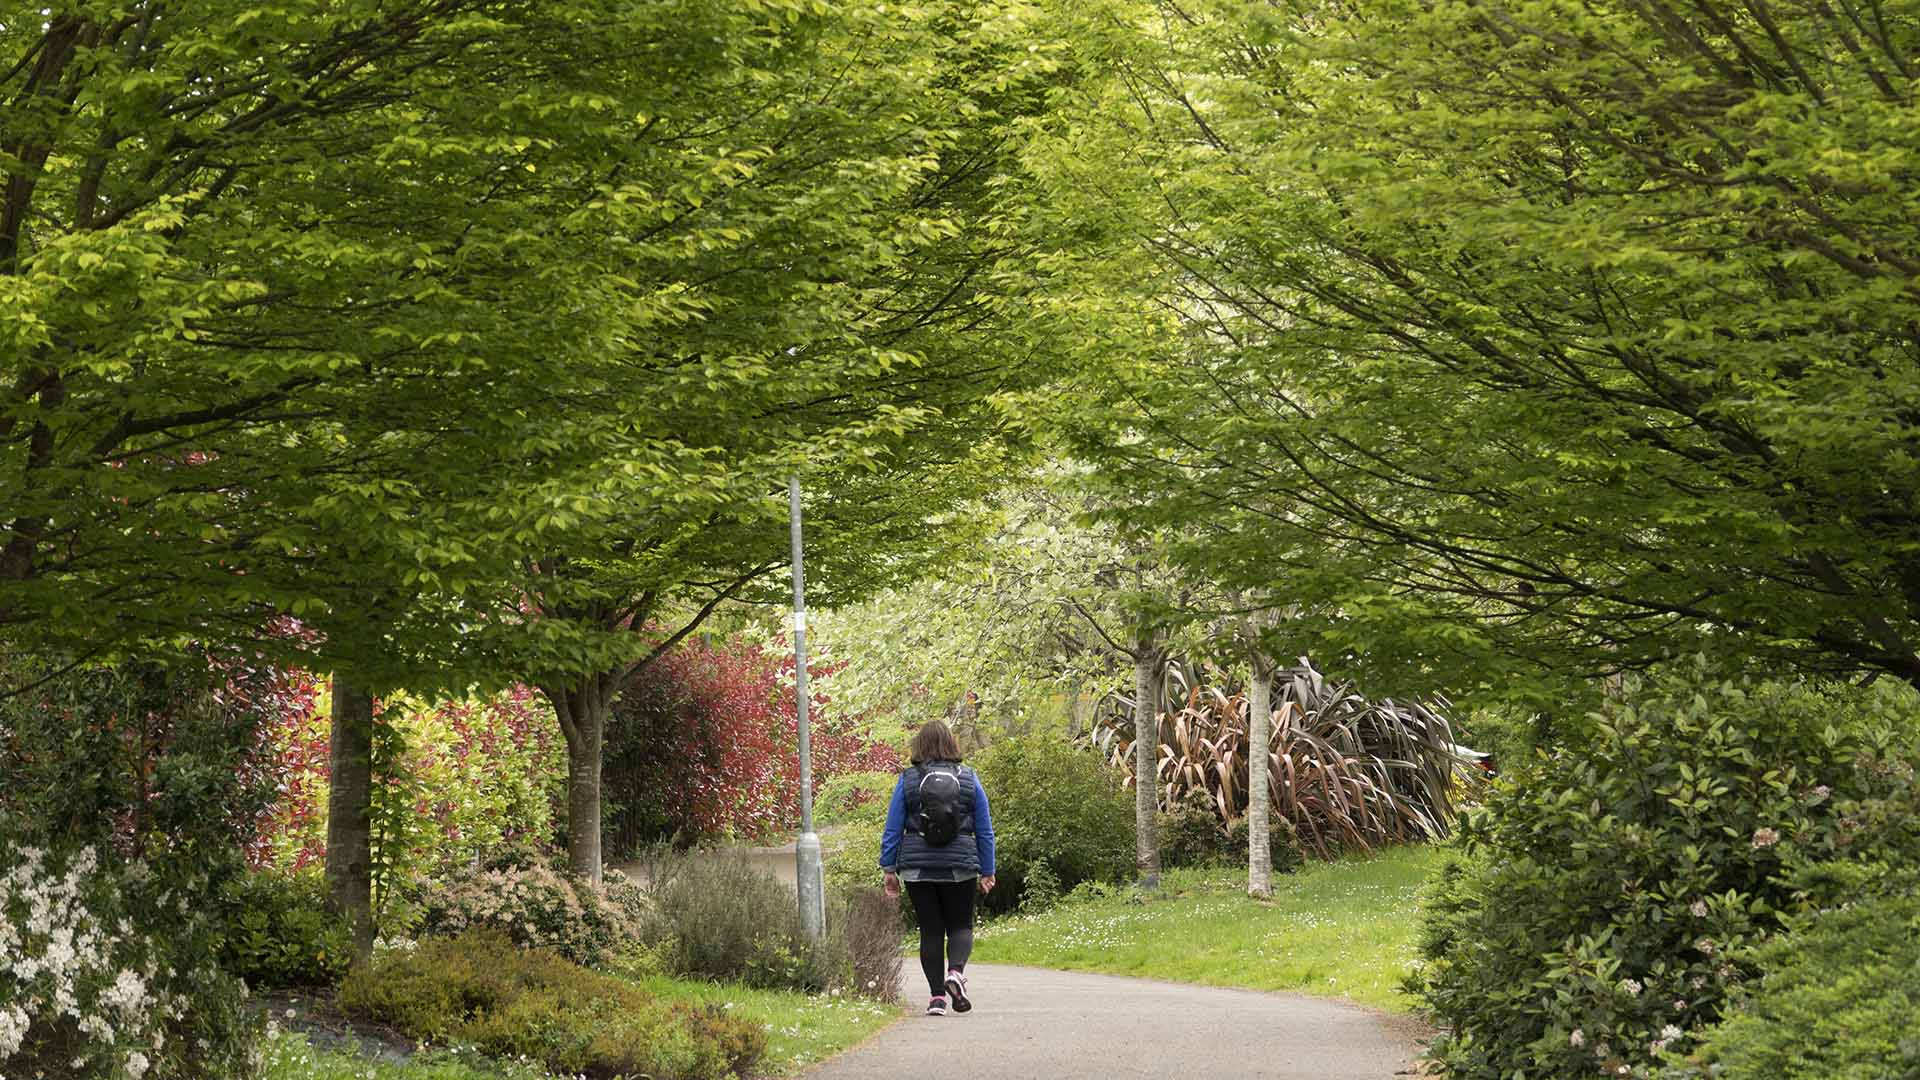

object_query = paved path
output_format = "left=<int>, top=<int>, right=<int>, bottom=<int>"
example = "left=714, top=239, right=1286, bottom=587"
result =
left=800, top=963, right=1431, bottom=1079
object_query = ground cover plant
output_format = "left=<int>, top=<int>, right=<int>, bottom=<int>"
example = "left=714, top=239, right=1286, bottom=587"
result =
left=338, top=931, right=765, bottom=1080
left=972, top=845, right=1446, bottom=1011
left=1413, top=666, right=1920, bottom=1079
left=217, top=868, right=354, bottom=991
left=261, top=1029, right=551, bottom=1080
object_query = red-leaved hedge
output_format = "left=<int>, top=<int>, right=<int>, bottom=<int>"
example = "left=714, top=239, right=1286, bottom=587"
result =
left=605, top=637, right=898, bottom=848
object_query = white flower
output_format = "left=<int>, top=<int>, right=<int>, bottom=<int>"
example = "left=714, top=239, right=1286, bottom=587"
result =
left=1620, top=978, right=1642, bottom=995
left=0, top=1004, right=30, bottom=1056
left=1689, top=899, right=1709, bottom=917
left=127, top=1050, right=151, bottom=1078
left=1662, top=1024, right=1683, bottom=1039
left=1751, top=827, right=1780, bottom=848
left=1569, top=1028, right=1586, bottom=1048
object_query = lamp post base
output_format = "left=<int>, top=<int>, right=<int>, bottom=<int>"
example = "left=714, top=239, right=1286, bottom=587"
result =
left=796, top=830, right=826, bottom=941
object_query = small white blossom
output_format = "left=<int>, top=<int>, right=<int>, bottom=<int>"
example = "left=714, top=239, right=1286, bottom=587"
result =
left=1569, top=1028, right=1586, bottom=1048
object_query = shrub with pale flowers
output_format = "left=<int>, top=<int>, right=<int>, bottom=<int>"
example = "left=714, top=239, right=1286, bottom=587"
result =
left=0, top=835, right=261, bottom=1079
left=414, top=855, right=648, bottom=969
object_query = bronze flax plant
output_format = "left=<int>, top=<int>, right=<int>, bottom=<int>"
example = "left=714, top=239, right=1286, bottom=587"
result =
left=1098, top=658, right=1471, bottom=858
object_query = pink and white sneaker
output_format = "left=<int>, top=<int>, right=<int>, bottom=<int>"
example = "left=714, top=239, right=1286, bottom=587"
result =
left=945, top=969, right=971, bottom=1013
left=926, top=995, right=948, bottom=1016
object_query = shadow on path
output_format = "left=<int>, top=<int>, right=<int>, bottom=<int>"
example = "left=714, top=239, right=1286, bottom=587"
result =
left=800, top=962, right=1431, bottom=1080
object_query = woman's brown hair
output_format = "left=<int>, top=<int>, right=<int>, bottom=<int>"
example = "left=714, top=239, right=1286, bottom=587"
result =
left=908, top=719, right=963, bottom=765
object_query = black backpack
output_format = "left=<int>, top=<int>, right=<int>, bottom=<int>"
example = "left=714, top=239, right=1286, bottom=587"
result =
left=913, top=763, right=970, bottom=847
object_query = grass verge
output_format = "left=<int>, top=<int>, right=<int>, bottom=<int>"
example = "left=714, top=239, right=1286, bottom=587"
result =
left=262, top=1028, right=548, bottom=1079
left=971, top=843, right=1446, bottom=1012
left=623, top=973, right=900, bottom=1076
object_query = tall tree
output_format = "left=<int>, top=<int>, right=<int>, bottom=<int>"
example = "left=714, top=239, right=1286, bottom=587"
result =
left=474, top=0, right=1074, bottom=881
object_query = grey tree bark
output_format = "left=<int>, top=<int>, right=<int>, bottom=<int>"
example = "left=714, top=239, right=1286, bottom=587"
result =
left=543, top=672, right=620, bottom=884
left=1246, top=655, right=1275, bottom=899
left=324, top=677, right=376, bottom=962
left=1133, top=636, right=1162, bottom=891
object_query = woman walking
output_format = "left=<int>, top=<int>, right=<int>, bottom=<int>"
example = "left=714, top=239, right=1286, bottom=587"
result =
left=880, top=719, right=996, bottom=1016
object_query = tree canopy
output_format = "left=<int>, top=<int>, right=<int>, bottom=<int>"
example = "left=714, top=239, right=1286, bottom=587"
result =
left=1025, top=0, right=1920, bottom=695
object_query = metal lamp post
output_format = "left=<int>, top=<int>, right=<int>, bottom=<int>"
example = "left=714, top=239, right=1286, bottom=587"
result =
left=789, top=475, right=826, bottom=940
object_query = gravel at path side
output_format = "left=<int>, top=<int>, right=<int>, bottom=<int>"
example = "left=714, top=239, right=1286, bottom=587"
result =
left=799, top=962, right=1432, bottom=1080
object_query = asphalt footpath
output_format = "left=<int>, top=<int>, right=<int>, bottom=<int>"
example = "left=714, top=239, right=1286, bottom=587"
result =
left=800, top=962, right=1433, bottom=1079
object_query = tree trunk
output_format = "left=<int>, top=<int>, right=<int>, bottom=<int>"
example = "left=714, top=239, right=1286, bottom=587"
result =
left=1133, top=641, right=1161, bottom=891
left=1247, top=657, right=1275, bottom=899
left=544, top=676, right=614, bottom=884
left=325, top=677, right=376, bottom=963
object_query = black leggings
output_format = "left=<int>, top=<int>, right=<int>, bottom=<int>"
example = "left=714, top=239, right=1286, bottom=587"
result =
left=905, top=879, right=976, bottom=997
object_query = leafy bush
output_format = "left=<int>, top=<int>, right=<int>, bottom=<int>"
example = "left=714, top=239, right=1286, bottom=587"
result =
left=1456, top=703, right=1547, bottom=774
left=643, top=851, right=845, bottom=992
left=974, top=736, right=1135, bottom=912
left=815, top=770, right=897, bottom=828
left=1666, top=892, right=1920, bottom=1080
left=1412, top=664, right=1918, bottom=1080
left=217, top=869, right=353, bottom=990
left=605, top=638, right=899, bottom=851
left=823, top=818, right=887, bottom=902
left=0, top=836, right=263, bottom=1080
left=1225, top=815, right=1303, bottom=876
left=1158, top=789, right=1231, bottom=869
left=1020, top=859, right=1063, bottom=911
left=1098, top=659, right=1467, bottom=858
left=0, top=653, right=284, bottom=867
left=338, top=932, right=765, bottom=1080
left=414, top=854, right=648, bottom=968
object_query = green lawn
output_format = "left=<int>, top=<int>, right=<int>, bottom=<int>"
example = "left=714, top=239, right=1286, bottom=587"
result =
left=972, top=844, right=1447, bottom=1012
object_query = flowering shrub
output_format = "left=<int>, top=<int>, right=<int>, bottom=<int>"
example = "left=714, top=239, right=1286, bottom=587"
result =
left=1664, top=891, right=1920, bottom=1079
left=0, top=837, right=262, bottom=1080
left=605, top=637, right=900, bottom=849
left=253, top=684, right=566, bottom=914
left=414, top=855, right=648, bottom=968
left=1412, top=664, right=1918, bottom=1080
left=338, top=931, right=765, bottom=1080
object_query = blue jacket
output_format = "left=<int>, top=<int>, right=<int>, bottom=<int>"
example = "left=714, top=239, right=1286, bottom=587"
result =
left=879, top=762, right=995, bottom=876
